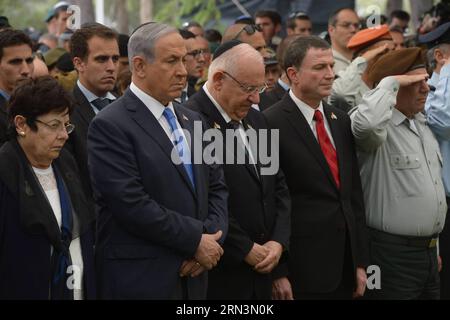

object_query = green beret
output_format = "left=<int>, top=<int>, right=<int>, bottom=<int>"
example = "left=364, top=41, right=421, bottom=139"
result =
left=367, top=47, right=426, bottom=84
left=43, top=47, right=67, bottom=68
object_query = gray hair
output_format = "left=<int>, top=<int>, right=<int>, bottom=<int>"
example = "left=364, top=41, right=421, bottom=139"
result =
left=128, top=22, right=177, bottom=69
left=427, top=43, right=450, bottom=72
left=208, top=43, right=263, bottom=81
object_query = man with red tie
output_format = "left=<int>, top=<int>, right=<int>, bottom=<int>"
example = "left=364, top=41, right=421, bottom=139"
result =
left=264, top=36, right=369, bottom=300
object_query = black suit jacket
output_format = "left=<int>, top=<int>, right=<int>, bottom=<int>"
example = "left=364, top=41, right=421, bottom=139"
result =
left=264, top=94, right=369, bottom=296
left=88, top=89, right=228, bottom=299
left=0, top=95, right=8, bottom=146
left=65, top=84, right=100, bottom=200
left=185, top=88, right=291, bottom=299
left=259, top=82, right=287, bottom=112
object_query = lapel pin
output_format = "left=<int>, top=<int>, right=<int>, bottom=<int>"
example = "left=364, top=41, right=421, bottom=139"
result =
left=213, top=122, right=221, bottom=129
left=182, top=114, right=189, bottom=121
left=331, top=112, right=338, bottom=120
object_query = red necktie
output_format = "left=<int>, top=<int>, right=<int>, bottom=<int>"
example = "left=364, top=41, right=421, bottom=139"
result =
left=313, top=110, right=340, bottom=188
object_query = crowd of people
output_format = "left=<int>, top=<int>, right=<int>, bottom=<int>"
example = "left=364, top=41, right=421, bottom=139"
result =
left=1, top=0, right=450, bottom=300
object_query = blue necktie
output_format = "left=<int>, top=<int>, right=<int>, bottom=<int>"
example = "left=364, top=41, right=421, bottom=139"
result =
left=92, top=98, right=112, bottom=111
left=162, top=108, right=195, bottom=188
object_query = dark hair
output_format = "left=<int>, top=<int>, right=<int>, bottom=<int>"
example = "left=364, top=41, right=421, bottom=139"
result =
left=287, top=13, right=311, bottom=30
left=205, top=29, right=222, bottom=43
left=255, top=10, right=282, bottom=26
left=328, top=7, right=357, bottom=26
left=179, top=29, right=196, bottom=40
left=8, top=76, right=73, bottom=134
left=284, top=36, right=330, bottom=72
left=390, top=10, right=410, bottom=22
left=0, top=29, right=33, bottom=61
left=70, top=23, right=118, bottom=61
left=277, top=34, right=302, bottom=70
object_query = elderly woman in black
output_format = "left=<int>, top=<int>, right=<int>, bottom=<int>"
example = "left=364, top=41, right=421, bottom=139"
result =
left=0, top=76, right=95, bottom=300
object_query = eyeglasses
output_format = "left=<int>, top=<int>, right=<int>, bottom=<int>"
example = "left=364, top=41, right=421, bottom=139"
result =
left=186, top=49, right=208, bottom=59
left=336, top=22, right=361, bottom=30
left=35, top=119, right=75, bottom=134
left=233, top=24, right=262, bottom=40
left=222, top=71, right=267, bottom=94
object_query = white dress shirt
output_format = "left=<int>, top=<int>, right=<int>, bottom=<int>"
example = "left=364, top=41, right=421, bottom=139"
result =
left=130, top=82, right=191, bottom=150
left=289, top=90, right=336, bottom=148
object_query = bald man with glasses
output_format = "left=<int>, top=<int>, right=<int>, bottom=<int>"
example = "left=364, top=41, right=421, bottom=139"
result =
left=185, top=41, right=291, bottom=300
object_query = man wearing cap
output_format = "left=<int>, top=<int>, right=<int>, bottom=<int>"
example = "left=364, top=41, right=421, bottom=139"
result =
left=65, top=23, right=119, bottom=201
left=264, top=55, right=281, bottom=93
left=420, top=21, right=450, bottom=299
left=184, top=40, right=290, bottom=300
left=351, top=48, right=446, bottom=299
left=0, top=29, right=34, bottom=146
left=45, top=2, right=71, bottom=37
left=286, top=12, right=312, bottom=36
left=330, top=25, right=394, bottom=109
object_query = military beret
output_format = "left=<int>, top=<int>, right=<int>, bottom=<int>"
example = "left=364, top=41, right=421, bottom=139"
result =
left=366, top=47, right=426, bottom=84
left=347, top=24, right=392, bottom=52
left=43, top=47, right=67, bottom=68
left=418, top=21, right=450, bottom=48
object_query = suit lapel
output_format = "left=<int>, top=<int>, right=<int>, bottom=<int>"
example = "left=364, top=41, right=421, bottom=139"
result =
left=197, top=89, right=260, bottom=183
left=282, top=95, right=339, bottom=190
left=124, top=90, right=197, bottom=198
left=73, top=85, right=96, bottom=126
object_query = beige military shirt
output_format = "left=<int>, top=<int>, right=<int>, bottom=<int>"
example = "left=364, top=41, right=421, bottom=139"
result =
left=330, top=56, right=370, bottom=108
left=350, top=76, right=447, bottom=237
left=332, top=49, right=351, bottom=75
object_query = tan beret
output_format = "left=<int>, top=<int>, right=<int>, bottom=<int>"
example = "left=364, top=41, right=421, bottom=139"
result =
left=366, top=47, right=426, bottom=84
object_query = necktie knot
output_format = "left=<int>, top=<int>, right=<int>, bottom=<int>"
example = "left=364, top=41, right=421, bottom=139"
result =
left=228, top=120, right=241, bottom=130
left=313, top=110, right=324, bottom=122
left=163, top=107, right=176, bottom=122
left=92, top=98, right=112, bottom=111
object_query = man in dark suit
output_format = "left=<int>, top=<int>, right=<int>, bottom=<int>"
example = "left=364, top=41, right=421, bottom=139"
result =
left=185, top=41, right=290, bottom=300
left=87, top=22, right=228, bottom=299
left=0, top=29, right=34, bottom=146
left=264, top=36, right=369, bottom=300
left=66, top=23, right=119, bottom=199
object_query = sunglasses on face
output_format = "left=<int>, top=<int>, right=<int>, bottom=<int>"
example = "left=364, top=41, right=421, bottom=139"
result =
left=233, top=24, right=262, bottom=40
